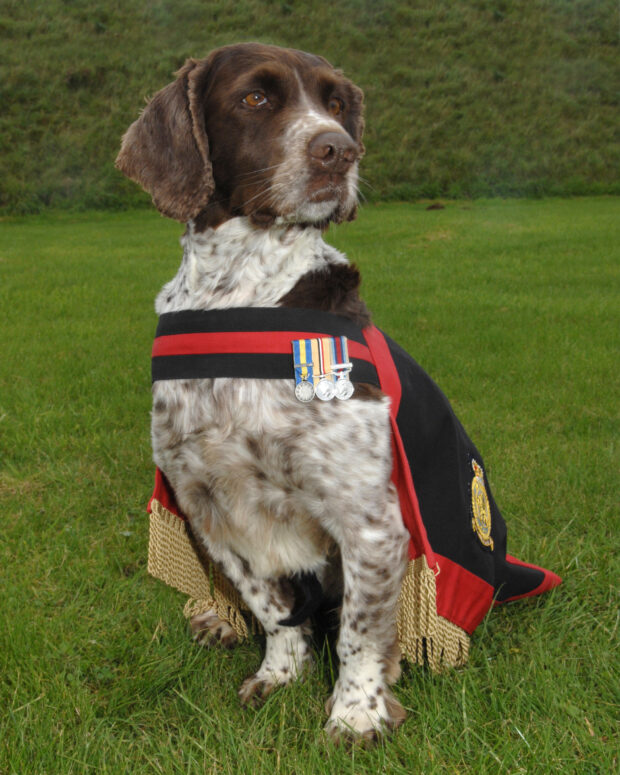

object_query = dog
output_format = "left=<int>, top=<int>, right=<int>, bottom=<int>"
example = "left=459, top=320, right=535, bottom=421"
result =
left=117, top=42, right=408, bottom=741
left=116, top=42, right=563, bottom=742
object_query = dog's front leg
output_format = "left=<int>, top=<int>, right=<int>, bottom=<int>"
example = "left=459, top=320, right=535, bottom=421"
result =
left=325, top=484, right=409, bottom=742
left=201, top=541, right=313, bottom=707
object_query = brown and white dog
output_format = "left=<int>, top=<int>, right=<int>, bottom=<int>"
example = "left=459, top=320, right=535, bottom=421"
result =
left=116, top=43, right=409, bottom=741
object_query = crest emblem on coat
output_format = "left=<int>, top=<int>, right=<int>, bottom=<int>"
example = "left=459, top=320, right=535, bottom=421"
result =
left=471, top=459, right=494, bottom=549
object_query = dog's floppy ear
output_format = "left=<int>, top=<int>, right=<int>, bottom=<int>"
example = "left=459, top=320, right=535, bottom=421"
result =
left=347, top=81, right=365, bottom=151
left=115, top=58, right=214, bottom=222
left=341, top=79, right=364, bottom=223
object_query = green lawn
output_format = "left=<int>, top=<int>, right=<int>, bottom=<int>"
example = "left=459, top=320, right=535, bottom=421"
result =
left=0, top=199, right=618, bottom=773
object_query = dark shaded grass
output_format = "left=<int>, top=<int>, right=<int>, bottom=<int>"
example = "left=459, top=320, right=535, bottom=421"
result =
left=0, top=199, right=617, bottom=773
left=1, top=0, right=618, bottom=213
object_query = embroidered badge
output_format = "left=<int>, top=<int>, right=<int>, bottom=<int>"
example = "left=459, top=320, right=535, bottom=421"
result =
left=471, top=459, right=494, bottom=550
left=292, top=336, right=353, bottom=403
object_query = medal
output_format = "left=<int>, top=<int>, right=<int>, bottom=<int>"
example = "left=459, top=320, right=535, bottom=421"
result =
left=292, top=338, right=316, bottom=403
left=333, top=336, right=354, bottom=400
left=315, top=338, right=336, bottom=401
left=295, top=378, right=315, bottom=402
left=335, top=375, right=354, bottom=400
left=316, top=378, right=336, bottom=401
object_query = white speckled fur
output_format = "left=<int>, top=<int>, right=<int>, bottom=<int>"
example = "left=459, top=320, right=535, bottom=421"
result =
left=155, top=218, right=346, bottom=314
left=152, top=217, right=409, bottom=737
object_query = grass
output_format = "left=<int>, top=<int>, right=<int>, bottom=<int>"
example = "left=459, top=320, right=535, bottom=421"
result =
left=1, top=0, right=619, bottom=213
left=0, top=198, right=618, bottom=773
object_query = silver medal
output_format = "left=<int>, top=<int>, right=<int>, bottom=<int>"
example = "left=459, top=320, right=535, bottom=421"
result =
left=295, top=379, right=315, bottom=403
left=315, top=378, right=336, bottom=401
left=335, top=376, right=354, bottom=400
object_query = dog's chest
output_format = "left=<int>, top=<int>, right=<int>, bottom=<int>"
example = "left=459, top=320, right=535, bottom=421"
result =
left=150, top=219, right=391, bottom=578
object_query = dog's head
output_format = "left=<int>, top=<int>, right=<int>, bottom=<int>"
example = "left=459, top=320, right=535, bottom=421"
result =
left=115, top=43, right=365, bottom=228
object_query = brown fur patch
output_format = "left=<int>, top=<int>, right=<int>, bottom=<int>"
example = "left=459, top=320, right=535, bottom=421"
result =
left=115, top=60, right=215, bottom=221
left=279, top=263, right=371, bottom=327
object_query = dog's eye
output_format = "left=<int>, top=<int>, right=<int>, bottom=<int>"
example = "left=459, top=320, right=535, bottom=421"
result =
left=328, top=97, right=344, bottom=117
left=243, top=91, right=268, bottom=108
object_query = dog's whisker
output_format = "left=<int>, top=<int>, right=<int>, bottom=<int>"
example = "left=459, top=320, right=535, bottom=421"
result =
left=356, top=176, right=376, bottom=193
left=241, top=182, right=278, bottom=211
left=243, top=177, right=297, bottom=215
left=235, top=163, right=281, bottom=180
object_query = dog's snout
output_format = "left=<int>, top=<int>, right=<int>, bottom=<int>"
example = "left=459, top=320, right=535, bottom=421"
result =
left=308, top=132, right=357, bottom=173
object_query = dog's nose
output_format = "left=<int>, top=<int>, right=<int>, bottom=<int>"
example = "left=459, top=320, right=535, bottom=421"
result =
left=308, top=132, right=358, bottom=173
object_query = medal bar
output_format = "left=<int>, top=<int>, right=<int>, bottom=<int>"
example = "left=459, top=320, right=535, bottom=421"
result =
left=292, top=335, right=354, bottom=403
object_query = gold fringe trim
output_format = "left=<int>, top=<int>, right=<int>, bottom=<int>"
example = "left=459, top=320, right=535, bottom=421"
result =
left=148, top=501, right=259, bottom=639
left=148, top=500, right=469, bottom=670
left=396, top=555, right=469, bottom=670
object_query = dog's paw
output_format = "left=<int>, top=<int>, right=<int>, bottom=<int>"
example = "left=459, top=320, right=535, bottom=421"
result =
left=238, top=673, right=281, bottom=708
left=238, top=642, right=312, bottom=708
left=190, top=608, right=239, bottom=649
left=324, top=683, right=406, bottom=744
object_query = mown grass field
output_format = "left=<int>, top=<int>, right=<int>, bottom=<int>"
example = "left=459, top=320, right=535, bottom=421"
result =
left=0, top=199, right=618, bottom=773
left=2, top=0, right=618, bottom=213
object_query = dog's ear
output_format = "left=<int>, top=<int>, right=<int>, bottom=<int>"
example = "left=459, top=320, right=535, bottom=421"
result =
left=347, top=81, right=365, bottom=151
left=341, top=79, right=364, bottom=223
left=115, top=58, right=215, bottom=222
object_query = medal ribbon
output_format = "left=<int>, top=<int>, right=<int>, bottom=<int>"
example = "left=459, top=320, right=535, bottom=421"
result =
left=319, top=337, right=336, bottom=384
left=334, top=336, right=351, bottom=377
left=293, top=338, right=314, bottom=387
